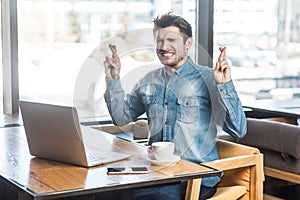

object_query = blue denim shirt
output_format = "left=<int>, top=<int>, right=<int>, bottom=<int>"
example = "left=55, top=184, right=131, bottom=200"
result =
left=104, top=57, right=247, bottom=187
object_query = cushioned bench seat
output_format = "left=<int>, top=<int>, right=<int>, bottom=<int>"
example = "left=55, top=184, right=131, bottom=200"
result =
left=237, top=118, right=300, bottom=175
left=260, top=149, right=300, bottom=175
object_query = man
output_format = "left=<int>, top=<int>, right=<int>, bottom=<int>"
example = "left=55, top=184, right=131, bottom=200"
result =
left=103, top=13, right=246, bottom=200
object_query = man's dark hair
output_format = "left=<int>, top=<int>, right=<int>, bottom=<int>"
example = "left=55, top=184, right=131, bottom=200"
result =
left=153, top=12, right=192, bottom=40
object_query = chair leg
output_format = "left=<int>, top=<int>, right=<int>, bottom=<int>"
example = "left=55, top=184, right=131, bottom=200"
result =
left=185, top=178, right=202, bottom=200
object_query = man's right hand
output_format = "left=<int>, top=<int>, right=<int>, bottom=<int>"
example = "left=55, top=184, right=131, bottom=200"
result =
left=104, top=44, right=121, bottom=80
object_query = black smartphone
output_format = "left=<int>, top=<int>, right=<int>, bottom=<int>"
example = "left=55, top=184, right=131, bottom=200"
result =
left=107, top=167, right=149, bottom=175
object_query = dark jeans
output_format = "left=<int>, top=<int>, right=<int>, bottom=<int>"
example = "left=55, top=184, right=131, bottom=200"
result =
left=94, top=181, right=217, bottom=200
left=133, top=181, right=217, bottom=200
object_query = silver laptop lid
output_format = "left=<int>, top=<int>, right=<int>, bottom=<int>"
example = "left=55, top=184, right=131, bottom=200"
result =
left=19, top=101, right=89, bottom=166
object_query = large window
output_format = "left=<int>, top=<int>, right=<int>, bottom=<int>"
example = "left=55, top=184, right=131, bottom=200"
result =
left=2, top=0, right=298, bottom=119
left=17, top=0, right=196, bottom=119
left=214, top=0, right=300, bottom=103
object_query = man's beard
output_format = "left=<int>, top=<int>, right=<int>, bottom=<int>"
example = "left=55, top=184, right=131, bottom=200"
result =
left=157, top=49, right=185, bottom=68
left=165, top=56, right=185, bottom=68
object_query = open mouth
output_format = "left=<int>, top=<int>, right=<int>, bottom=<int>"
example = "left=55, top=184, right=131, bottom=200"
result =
left=158, top=49, right=175, bottom=57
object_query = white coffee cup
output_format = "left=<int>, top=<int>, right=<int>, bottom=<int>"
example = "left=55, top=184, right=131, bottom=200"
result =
left=151, top=141, right=175, bottom=161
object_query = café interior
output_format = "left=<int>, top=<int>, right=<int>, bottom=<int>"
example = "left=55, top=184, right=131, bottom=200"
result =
left=0, top=0, right=299, bottom=200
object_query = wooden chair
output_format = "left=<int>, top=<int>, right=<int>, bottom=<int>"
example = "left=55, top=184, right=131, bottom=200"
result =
left=186, top=138, right=264, bottom=200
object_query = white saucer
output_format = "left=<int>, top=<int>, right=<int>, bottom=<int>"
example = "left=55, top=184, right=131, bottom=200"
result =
left=147, top=155, right=181, bottom=166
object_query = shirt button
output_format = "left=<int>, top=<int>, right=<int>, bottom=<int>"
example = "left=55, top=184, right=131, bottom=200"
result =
left=164, top=121, right=168, bottom=125
left=165, top=102, right=169, bottom=105
left=220, top=88, right=224, bottom=92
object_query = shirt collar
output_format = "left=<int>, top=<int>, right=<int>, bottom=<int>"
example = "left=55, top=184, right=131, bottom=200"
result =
left=163, top=56, right=194, bottom=78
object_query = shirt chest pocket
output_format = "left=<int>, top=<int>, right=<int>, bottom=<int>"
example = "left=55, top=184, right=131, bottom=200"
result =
left=176, top=97, right=199, bottom=123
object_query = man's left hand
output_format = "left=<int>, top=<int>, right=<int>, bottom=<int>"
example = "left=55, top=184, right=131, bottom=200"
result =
left=213, top=47, right=231, bottom=84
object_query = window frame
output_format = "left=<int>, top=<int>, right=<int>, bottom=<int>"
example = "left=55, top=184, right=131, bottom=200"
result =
left=1, top=0, right=19, bottom=114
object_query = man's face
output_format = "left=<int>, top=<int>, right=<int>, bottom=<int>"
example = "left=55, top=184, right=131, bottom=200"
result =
left=154, top=26, right=192, bottom=69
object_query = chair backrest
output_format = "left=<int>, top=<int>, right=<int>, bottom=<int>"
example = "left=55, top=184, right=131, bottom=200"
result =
left=216, top=138, right=260, bottom=159
left=205, top=139, right=264, bottom=200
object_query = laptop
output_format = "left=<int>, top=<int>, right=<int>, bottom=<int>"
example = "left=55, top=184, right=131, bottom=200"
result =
left=19, top=100, right=131, bottom=167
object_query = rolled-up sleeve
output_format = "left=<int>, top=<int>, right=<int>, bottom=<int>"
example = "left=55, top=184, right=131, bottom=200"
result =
left=217, top=80, right=247, bottom=138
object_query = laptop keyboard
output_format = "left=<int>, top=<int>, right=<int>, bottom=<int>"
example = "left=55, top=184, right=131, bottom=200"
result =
left=85, top=149, right=107, bottom=162
left=84, top=143, right=130, bottom=166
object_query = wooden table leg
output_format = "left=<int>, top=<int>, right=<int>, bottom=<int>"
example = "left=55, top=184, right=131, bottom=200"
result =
left=185, top=178, right=202, bottom=200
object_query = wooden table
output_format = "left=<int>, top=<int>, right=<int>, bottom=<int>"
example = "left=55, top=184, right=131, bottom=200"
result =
left=243, top=99, right=300, bottom=124
left=0, top=126, right=221, bottom=200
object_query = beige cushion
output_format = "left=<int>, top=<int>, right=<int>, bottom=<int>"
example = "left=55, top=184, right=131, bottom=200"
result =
left=208, top=186, right=247, bottom=200
left=132, top=119, right=149, bottom=139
